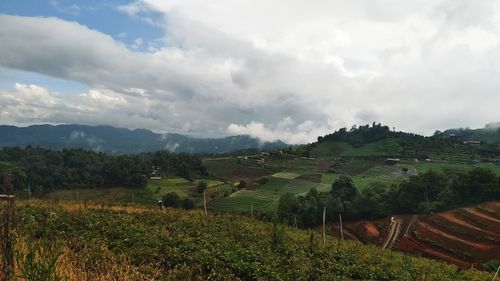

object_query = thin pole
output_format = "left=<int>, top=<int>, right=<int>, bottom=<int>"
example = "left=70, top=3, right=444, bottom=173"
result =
left=76, top=189, right=79, bottom=201
left=203, top=191, right=208, bottom=216
left=322, top=207, right=326, bottom=247
left=1, top=176, right=15, bottom=281
left=339, top=214, right=344, bottom=241
left=251, top=202, right=254, bottom=219
left=493, top=264, right=500, bottom=281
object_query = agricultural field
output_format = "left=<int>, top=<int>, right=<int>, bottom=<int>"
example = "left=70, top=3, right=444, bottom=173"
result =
left=204, top=158, right=273, bottom=179
left=46, top=187, right=134, bottom=202
left=5, top=200, right=494, bottom=280
left=201, top=150, right=500, bottom=214
left=334, top=202, right=500, bottom=270
left=47, top=177, right=225, bottom=206
left=211, top=189, right=280, bottom=212
left=211, top=176, right=323, bottom=212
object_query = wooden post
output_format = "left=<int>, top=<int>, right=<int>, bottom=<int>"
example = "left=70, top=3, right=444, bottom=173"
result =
left=132, top=192, right=135, bottom=204
left=339, top=214, right=344, bottom=241
left=203, top=191, right=208, bottom=216
left=251, top=202, right=254, bottom=219
left=1, top=177, right=15, bottom=281
left=493, top=264, right=500, bottom=281
left=76, top=189, right=79, bottom=201
left=322, top=207, right=326, bottom=247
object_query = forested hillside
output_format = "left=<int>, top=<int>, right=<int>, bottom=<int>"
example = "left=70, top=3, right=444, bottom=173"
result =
left=0, top=147, right=206, bottom=195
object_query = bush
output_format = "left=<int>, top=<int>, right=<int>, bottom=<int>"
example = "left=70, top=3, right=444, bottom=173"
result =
left=237, top=180, right=246, bottom=189
left=162, top=192, right=180, bottom=207
left=181, top=198, right=194, bottom=210
left=482, top=259, right=500, bottom=273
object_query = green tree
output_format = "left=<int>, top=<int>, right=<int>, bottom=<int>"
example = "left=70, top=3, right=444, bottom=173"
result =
left=331, top=175, right=357, bottom=202
left=277, top=193, right=299, bottom=225
left=0, top=161, right=26, bottom=193
left=181, top=198, right=195, bottom=210
left=197, top=180, right=208, bottom=193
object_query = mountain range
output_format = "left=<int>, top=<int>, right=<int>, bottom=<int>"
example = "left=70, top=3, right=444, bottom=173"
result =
left=0, top=124, right=288, bottom=154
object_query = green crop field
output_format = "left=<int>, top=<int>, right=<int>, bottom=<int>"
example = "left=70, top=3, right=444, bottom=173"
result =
left=262, top=177, right=319, bottom=195
left=145, top=177, right=193, bottom=199
left=211, top=189, right=279, bottom=212
left=211, top=176, right=322, bottom=212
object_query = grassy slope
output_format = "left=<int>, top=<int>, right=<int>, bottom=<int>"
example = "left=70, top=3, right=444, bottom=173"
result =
left=310, top=138, right=402, bottom=158
left=13, top=200, right=493, bottom=281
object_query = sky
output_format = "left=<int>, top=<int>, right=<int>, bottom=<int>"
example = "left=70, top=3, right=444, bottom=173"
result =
left=0, top=0, right=499, bottom=144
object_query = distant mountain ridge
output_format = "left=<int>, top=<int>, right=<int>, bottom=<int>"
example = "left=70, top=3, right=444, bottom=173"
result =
left=0, top=124, right=288, bottom=154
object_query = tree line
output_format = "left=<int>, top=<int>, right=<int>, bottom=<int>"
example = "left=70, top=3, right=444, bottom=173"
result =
left=278, top=167, right=500, bottom=228
left=0, top=147, right=206, bottom=196
left=314, top=122, right=498, bottom=159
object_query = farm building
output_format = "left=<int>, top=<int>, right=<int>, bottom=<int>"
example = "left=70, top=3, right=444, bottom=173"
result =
left=386, top=158, right=400, bottom=165
left=463, top=140, right=481, bottom=145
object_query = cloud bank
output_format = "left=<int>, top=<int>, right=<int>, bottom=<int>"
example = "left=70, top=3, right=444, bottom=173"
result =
left=1, top=0, right=500, bottom=144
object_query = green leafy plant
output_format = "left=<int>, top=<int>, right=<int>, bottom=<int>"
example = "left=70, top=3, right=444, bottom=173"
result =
left=16, top=241, right=63, bottom=281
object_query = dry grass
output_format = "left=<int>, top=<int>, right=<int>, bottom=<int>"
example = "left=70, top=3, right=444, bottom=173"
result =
left=13, top=235, right=162, bottom=281
left=17, top=199, right=154, bottom=215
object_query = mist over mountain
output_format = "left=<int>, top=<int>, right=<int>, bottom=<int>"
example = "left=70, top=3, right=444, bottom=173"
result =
left=436, top=122, right=500, bottom=144
left=0, top=124, right=288, bottom=154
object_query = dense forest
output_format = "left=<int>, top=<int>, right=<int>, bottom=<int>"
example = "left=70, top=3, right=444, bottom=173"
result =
left=278, top=167, right=500, bottom=228
left=0, top=147, right=206, bottom=196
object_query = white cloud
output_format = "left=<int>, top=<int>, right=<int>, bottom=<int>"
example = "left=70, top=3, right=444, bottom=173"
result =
left=1, top=1, right=500, bottom=143
left=228, top=118, right=335, bottom=144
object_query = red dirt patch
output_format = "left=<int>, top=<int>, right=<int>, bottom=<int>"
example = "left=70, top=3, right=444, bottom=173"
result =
left=356, top=221, right=380, bottom=240
left=335, top=202, right=500, bottom=269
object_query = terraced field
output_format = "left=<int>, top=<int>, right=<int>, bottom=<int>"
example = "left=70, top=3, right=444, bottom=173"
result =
left=210, top=189, right=280, bottom=212
left=211, top=176, right=322, bottom=212
left=204, top=158, right=274, bottom=179
left=335, top=202, right=500, bottom=269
